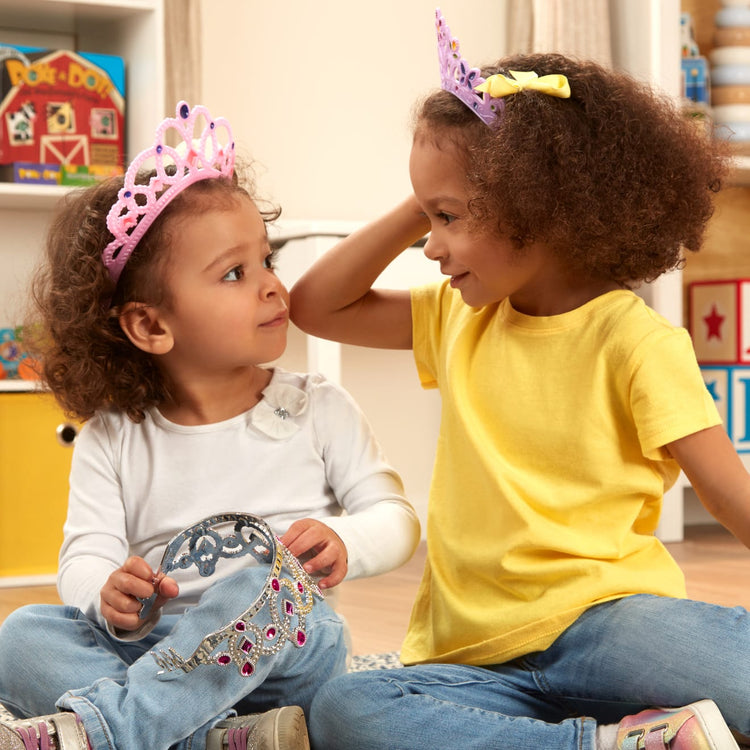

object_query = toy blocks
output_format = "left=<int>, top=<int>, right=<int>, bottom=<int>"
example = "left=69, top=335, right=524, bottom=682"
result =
left=689, top=279, right=750, bottom=363
left=689, top=279, right=750, bottom=452
left=699, top=365, right=750, bottom=452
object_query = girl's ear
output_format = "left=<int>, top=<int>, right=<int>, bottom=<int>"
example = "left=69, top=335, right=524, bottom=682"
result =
left=118, top=303, right=174, bottom=355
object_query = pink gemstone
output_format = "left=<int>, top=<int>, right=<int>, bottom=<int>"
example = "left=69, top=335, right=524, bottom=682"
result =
left=235, top=621, right=246, bottom=631
left=297, top=582, right=304, bottom=593
left=265, top=627, right=276, bottom=639
left=217, top=654, right=231, bottom=666
left=241, top=638, right=253, bottom=653
left=296, top=629, right=306, bottom=646
left=241, top=662, right=254, bottom=676
left=285, top=601, right=295, bottom=615
left=271, top=578, right=280, bottom=592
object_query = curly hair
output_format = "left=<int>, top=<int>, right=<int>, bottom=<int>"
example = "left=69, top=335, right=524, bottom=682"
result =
left=414, top=53, right=730, bottom=286
left=27, top=167, right=280, bottom=423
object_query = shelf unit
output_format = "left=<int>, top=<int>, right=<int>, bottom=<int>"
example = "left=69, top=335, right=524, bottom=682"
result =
left=0, top=0, right=165, bottom=334
left=0, top=0, right=164, bottom=581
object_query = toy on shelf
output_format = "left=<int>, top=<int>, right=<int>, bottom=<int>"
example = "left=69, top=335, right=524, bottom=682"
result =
left=689, top=279, right=750, bottom=453
left=710, top=0, right=750, bottom=149
left=0, top=43, right=125, bottom=186
left=0, top=326, right=38, bottom=380
left=681, top=12, right=711, bottom=108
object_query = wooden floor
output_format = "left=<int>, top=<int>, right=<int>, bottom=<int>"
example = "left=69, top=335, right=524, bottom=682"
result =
left=1, top=525, right=749, bottom=657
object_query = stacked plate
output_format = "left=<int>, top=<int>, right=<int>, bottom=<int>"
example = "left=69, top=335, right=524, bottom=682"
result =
left=711, top=0, right=750, bottom=146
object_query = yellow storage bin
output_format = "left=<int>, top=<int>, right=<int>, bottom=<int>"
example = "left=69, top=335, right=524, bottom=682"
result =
left=0, top=391, right=78, bottom=580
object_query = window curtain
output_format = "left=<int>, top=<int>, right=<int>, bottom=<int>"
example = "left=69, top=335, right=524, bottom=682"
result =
left=507, top=0, right=612, bottom=68
left=164, top=0, right=202, bottom=113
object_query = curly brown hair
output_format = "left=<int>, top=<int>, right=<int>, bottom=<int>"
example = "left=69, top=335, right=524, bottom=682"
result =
left=28, top=167, right=280, bottom=423
left=414, top=53, right=729, bottom=286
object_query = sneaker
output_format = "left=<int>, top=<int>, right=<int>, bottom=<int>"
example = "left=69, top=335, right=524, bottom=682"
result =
left=206, top=706, right=310, bottom=750
left=0, top=712, right=88, bottom=750
left=616, top=699, right=739, bottom=749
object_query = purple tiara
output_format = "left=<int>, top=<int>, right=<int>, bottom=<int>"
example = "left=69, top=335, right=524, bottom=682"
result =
left=435, top=9, right=504, bottom=126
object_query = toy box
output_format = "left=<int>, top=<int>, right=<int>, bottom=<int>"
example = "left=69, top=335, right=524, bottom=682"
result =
left=0, top=43, right=125, bottom=184
left=0, top=391, right=76, bottom=579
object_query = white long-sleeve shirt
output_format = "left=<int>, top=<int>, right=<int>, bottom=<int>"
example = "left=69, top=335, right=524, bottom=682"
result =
left=58, top=369, right=420, bottom=630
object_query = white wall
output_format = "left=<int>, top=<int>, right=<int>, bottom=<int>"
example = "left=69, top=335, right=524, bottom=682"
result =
left=199, top=1, right=508, bottom=220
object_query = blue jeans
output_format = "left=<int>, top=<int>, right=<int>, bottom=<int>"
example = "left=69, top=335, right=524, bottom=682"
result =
left=0, top=566, right=346, bottom=750
left=310, top=594, right=750, bottom=750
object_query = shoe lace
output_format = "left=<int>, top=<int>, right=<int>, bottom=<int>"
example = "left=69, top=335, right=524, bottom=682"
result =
left=15, top=723, right=52, bottom=750
left=227, top=726, right=250, bottom=750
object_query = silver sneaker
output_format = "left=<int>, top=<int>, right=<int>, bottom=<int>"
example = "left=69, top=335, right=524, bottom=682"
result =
left=0, top=712, right=88, bottom=750
left=207, top=706, right=310, bottom=750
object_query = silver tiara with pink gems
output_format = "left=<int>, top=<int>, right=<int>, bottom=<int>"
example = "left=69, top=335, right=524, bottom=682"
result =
left=140, top=513, right=323, bottom=680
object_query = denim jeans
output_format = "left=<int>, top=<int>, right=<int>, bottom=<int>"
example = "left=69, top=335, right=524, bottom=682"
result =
left=310, top=594, right=750, bottom=750
left=0, top=565, right=346, bottom=750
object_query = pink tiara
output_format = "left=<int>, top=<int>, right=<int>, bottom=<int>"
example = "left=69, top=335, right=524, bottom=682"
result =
left=102, top=101, right=235, bottom=284
left=435, top=9, right=504, bottom=126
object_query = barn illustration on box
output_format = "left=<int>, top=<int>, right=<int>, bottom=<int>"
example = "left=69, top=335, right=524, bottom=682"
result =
left=0, top=44, right=125, bottom=184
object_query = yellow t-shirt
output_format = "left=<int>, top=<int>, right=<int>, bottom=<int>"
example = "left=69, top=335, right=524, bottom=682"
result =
left=402, top=284, right=722, bottom=666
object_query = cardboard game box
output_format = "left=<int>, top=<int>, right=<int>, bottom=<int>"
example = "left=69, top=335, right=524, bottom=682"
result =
left=0, top=43, right=125, bottom=185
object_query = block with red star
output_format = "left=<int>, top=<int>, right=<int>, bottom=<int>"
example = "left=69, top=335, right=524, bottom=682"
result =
left=689, top=279, right=750, bottom=364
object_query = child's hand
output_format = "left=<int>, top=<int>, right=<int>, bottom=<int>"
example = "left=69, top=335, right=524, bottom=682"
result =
left=280, top=519, right=348, bottom=589
left=100, top=555, right=179, bottom=632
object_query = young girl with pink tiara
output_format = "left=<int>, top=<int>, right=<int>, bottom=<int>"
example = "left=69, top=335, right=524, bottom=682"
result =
left=0, top=101, right=420, bottom=750
left=293, top=10, right=750, bottom=750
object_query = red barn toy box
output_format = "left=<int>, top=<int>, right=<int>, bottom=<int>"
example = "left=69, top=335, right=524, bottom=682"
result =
left=0, top=43, right=125, bottom=185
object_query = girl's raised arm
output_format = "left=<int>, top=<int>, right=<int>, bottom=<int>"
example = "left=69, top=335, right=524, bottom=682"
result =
left=290, top=196, right=430, bottom=350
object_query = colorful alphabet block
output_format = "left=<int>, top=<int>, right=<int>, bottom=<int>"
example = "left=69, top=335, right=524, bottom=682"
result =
left=689, top=279, right=750, bottom=364
left=701, top=365, right=750, bottom=452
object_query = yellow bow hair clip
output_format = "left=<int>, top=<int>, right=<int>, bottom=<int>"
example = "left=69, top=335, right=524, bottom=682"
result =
left=475, top=70, right=571, bottom=99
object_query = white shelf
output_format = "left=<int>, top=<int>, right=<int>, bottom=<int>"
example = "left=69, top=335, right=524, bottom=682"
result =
left=0, top=0, right=160, bottom=29
left=0, top=183, right=69, bottom=211
left=731, top=155, right=750, bottom=187
left=0, top=380, right=41, bottom=392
